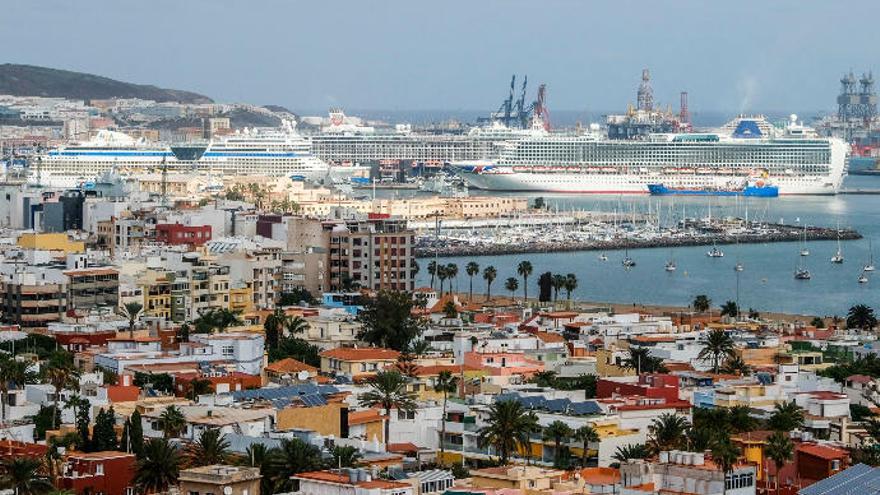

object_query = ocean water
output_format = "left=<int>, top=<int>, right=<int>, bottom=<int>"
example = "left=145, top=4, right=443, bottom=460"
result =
left=414, top=175, right=880, bottom=317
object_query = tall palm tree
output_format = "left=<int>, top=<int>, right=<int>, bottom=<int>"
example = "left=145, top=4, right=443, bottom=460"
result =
left=551, top=274, right=566, bottom=302
left=434, top=370, right=460, bottom=463
left=0, top=456, right=54, bottom=495
left=543, top=420, right=573, bottom=468
left=358, top=371, right=417, bottom=444
left=720, top=301, right=739, bottom=318
left=563, top=273, right=578, bottom=307
left=721, top=355, right=751, bottom=376
left=505, top=277, right=518, bottom=300
left=427, top=261, right=437, bottom=290
left=647, top=413, right=690, bottom=453
left=765, top=431, right=793, bottom=495
left=698, top=328, right=736, bottom=373
left=445, top=263, right=458, bottom=295
left=612, top=443, right=649, bottom=463
left=711, top=439, right=740, bottom=495
left=482, top=266, right=497, bottom=301
left=284, top=315, right=309, bottom=337
left=330, top=445, right=362, bottom=468
left=693, top=294, right=712, bottom=313
left=184, top=428, right=230, bottom=467
left=847, top=304, right=877, bottom=330
left=574, top=425, right=599, bottom=467
left=0, top=358, right=34, bottom=422
left=263, top=307, right=286, bottom=350
left=517, top=261, right=533, bottom=302
left=726, top=405, right=757, bottom=433
left=159, top=405, right=186, bottom=439
left=768, top=401, right=805, bottom=432
left=44, top=365, right=79, bottom=430
left=477, top=399, right=538, bottom=465
left=265, top=438, right=325, bottom=492
left=436, top=265, right=448, bottom=296
left=120, top=302, right=144, bottom=338
left=135, top=438, right=180, bottom=494
left=465, top=262, right=480, bottom=301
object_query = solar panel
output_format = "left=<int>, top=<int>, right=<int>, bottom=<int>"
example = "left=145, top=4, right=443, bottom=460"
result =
left=544, top=398, right=572, bottom=413
left=300, top=394, right=328, bottom=407
left=570, top=401, right=602, bottom=416
left=800, top=464, right=880, bottom=495
left=519, top=396, right=546, bottom=409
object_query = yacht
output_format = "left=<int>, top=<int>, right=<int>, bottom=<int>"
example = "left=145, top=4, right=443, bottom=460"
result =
left=864, top=240, right=875, bottom=272
left=665, top=260, right=677, bottom=272
left=859, top=272, right=869, bottom=284
left=707, top=245, right=724, bottom=258
left=795, top=268, right=812, bottom=280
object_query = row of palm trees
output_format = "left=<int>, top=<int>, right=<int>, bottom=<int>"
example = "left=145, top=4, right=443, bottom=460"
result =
left=428, top=260, right=581, bottom=306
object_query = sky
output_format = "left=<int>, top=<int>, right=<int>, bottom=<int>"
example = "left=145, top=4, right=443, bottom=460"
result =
left=4, top=0, right=880, bottom=115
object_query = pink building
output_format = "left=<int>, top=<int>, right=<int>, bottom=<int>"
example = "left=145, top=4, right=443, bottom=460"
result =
left=464, top=351, right=544, bottom=378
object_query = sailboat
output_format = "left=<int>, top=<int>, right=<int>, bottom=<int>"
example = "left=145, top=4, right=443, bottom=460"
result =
left=831, top=226, right=844, bottom=264
left=707, top=240, right=724, bottom=258
left=859, top=271, right=869, bottom=284
left=864, top=239, right=875, bottom=272
left=665, top=249, right=676, bottom=272
left=795, top=253, right=811, bottom=280
left=598, top=253, right=608, bottom=262
left=734, top=236, right=743, bottom=272
left=800, top=225, right=810, bottom=256
left=622, top=238, right=636, bottom=268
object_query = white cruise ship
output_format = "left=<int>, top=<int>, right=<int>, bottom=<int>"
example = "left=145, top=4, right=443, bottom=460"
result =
left=452, top=115, right=849, bottom=195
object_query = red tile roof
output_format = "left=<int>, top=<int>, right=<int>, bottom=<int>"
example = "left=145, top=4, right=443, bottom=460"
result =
left=533, top=331, right=565, bottom=343
left=348, top=409, right=386, bottom=425
left=797, top=443, right=848, bottom=460
left=320, top=348, right=400, bottom=361
left=266, top=358, right=318, bottom=374
left=847, top=374, right=873, bottom=384
left=386, top=442, right=419, bottom=454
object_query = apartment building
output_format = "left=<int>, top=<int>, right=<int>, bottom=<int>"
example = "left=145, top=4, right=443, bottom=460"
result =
left=327, top=217, right=416, bottom=292
left=0, top=270, right=67, bottom=331
left=65, top=267, right=119, bottom=311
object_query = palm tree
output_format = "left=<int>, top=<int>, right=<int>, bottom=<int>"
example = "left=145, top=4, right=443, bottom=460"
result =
left=0, top=456, right=54, bottom=495
left=263, top=307, right=285, bottom=350
left=159, top=405, right=186, bottom=438
left=726, top=405, right=757, bottom=433
left=721, top=355, right=751, bottom=376
left=427, top=261, right=437, bottom=290
left=505, top=277, right=519, bottom=299
left=184, top=428, right=230, bottom=467
left=437, top=265, right=448, bottom=296
left=331, top=445, right=362, bottom=468
left=265, top=438, right=325, bottom=492
left=612, top=443, right=649, bottom=463
left=408, top=340, right=432, bottom=357
left=847, top=304, right=877, bottom=330
left=482, top=266, right=497, bottom=301
left=768, top=401, right=805, bottom=432
left=543, top=420, right=573, bottom=468
left=358, top=371, right=417, bottom=444
left=0, top=358, right=34, bottom=422
left=698, top=328, right=736, bottom=373
left=647, top=413, right=690, bottom=453
left=693, top=294, right=712, bottom=313
left=445, top=263, right=458, bottom=295
left=765, top=431, right=793, bottom=495
left=574, top=425, right=599, bottom=467
left=517, top=261, right=533, bottom=302
left=550, top=274, right=566, bottom=302
left=284, top=315, right=309, bottom=337
left=477, top=400, right=539, bottom=464
left=44, top=365, right=78, bottom=430
left=465, top=262, right=480, bottom=301
left=135, top=438, right=181, bottom=494
left=711, top=439, right=740, bottom=495
left=563, top=273, right=578, bottom=306
left=720, top=300, right=739, bottom=318
left=394, top=353, right=419, bottom=377
left=121, top=302, right=144, bottom=338
left=434, top=370, right=459, bottom=463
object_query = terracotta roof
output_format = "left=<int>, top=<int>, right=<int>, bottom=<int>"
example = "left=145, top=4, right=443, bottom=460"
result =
left=348, top=409, right=386, bottom=425
left=266, top=358, right=318, bottom=374
left=563, top=321, right=590, bottom=328
left=539, top=311, right=579, bottom=319
left=847, top=374, right=873, bottom=384
left=386, top=442, right=419, bottom=454
left=566, top=467, right=620, bottom=485
left=320, top=348, right=400, bottom=361
left=632, top=335, right=677, bottom=343
left=533, top=331, right=565, bottom=343
left=797, top=443, right=848, bottom=460
left=799, top=391, right=847, bottom=400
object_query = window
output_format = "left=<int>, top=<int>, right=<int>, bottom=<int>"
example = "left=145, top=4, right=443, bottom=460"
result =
left=95, top=464, right=104, bottom=475
left=221, top=345, right=234, bottom=356
left=190, top=492, right=199, bottom=495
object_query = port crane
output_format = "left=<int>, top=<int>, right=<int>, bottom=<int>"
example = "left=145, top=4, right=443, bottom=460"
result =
left=478, top=74, right=551, bottom=129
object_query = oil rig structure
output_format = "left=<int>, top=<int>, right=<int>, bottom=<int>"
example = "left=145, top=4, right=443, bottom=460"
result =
left=605, top=69, right=690, bottom=140
left=836, top=71, right=878, bottom=141
left=478, top=75, right=551, bottom=130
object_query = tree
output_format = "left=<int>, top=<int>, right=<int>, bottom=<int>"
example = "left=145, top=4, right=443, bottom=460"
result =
left=647, top=413, right=690, bottom=453
left=279, top=288, right=316, bottom=306
left=263, top=307, right=286, bottom=351
left=505, top=277, right=519, bottom=299
left=768, top=401, right=805, bottom=432
left=466, top=262, right=480, bottom=301
left=446, top=263, right=458, bottom=295
left=358, top=371, right=417, bottom=444
left=331, top=445, right=361, bottom=468
left=574, top=425, right=599, bottom=467
left=551, top=274, right=566, bottom=302
left=436, top=265, right=448, bottom=295
left=135, top=438, right=181, bottom=494
left=284, top=315, right=310, bottom=337
left=563, top=273, right=578, bottom=306
left=765, top=431, right=793, bottom=494
left=120, top=410, right=145, bottom=458
left=0, top=456, right=54, bottom=495
left=177, top=323, right=190, bottom=343
left=75, top=397, right=91, bottom=452
left=91, top=407, right=118, bottom=452
left=810, top=316, right=826, bottom=328
left=711, top=439, right=741, bottom=495
left=543, top=420, right=573, bottom=468
left=533, top=197, right=546, bottom=210
left=32, top=405, right=59, bottom=441
left=727, top=405, right=758, bottom=433
left=357, top=290, right=424, bottom=351
left=847, top=304, right=877, bottom=330
left=185, top=428, right=229, bottom=467
left=532, top=370, right=558, bottom=388
left=265, top=438, right=325, bottom=493
left=537, top=272, right=553, bottom=303
left=483, top=266, right=497, bottom=301
left=159, top=405, right=186, bottom=439
left=624, top=347, right=666, bottom=374
left=408, top=340, right=432, bottom=357
left=427, top=261, right=437, bottom=290
left=693, top=294, right=711, bottom=313
left=193, top=308, right=243, bottom=334
left=612, top=443, right=649, bottom=463
left=0, top=358, right=35, bottom=422
left=434, top=370, right=460, bottom=463
left=442, top=301, right=458, bottom=319
left=477, top=399, right=538, bottom=464
left=720, top=300, right=739, bottom=318
left=394, top=353, right=419, bottom=378
left=721, top=355, right=751, bottom=376
left=43, top=364, right=78, bottom=430
left=517, top=261, right=533, bottom=302
left=187, top=378, right=213, bottom=400
left=698, top=328, right=736, bottom=373
left=120, top=302, right=143, bottom=338
left=268, top=337, right=322, bottom=367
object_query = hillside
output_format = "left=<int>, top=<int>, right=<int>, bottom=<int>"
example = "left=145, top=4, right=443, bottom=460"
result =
left=0, top=64, right=212, bottom=103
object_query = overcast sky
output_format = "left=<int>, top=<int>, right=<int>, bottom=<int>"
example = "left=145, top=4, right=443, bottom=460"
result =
left=4, top=0, right=879, bottom=114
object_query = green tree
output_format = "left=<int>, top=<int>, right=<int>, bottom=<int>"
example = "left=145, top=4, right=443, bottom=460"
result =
left=765, top=431, right=793, bottom=494
left=74, top=398, right=91, bottom=452
left=721, top=355, right=751, bottom=376
left=263, top=307, right=285, bottom=350
left=330, top=445, right=362, bottom=468
left=574, top=425, right=599, bottom=467
left=268, top=337, right=322, bottom=366
left=847, top=304, right=877, bottom=330
left=436, top=265, right=448, bottom=295
left=612, top=443, right=649, bottom=463
left=442, top=301, right=458, bottom=319
left=698, top=328, right=736, bottom=373
left=91, top=407, right=119, bottom=452
left=185, top=428, right=229, bottom=467
left=483, top=266, right=497, bottom=301
left=647, top=413, right=690, bottom=453
left=0, top=358, right=35, bottom=422
left=477, top=399, right=539, bottom=464
left=159, top=405, right=186, bottom=439
left=466, top=262, right=480, bottom=301
left=537, top=272, right=553, bottom=303
left=768, top=401, right=805, bottom=432
left=242, top=444, right=280, bottom=495
left=435, top=370, right=460, bottom=463
left=187, top=378, right=213, bottom=400
left=120, top=302, right=144, bottom=339
left=711, top=439, right=741, bottom=495
left=0, top=456, right=54, bottom=495
left=446, top=263, right=459, bottom=295
left=358, top=371, right=417, bottom=444
left=177, top=323, right=190, bottom=343
left=284, top=315, right=309, bottom=336
left=43, top=364, right=79, bottom=430
left=32, top=405, right=59, bottom=441
left=693, top=294, right=712, bottom=313
left=517, top=261, right=533, bottom=302
left=551, top=274, right=566, bottom=302
left=427, top=261, right=437, bottom=290
left=727, top=405, right=758, bottom=433
left=624, top=347, right=666, bottom=374
left=357, top=290, right=424, bottom=351
left=810, top=316, right=826, bottom=328
left=563, top=273, right=578, bottom=306
left=720, top=300, right=739, bottom=318
left=543, top=420, right=573, bottom=468
left=265, top=438, right=326, bottom=493
left=504, top=277, right=519, bottom=300
left=135, top=438, right=181, bottom=494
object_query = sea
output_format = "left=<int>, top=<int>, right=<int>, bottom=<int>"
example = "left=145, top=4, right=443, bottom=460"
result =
left=411, top=175, right=880, bottom=317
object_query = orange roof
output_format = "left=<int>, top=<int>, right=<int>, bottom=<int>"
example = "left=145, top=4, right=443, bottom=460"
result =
left=797, top=443, right=848, bottom=460
left=359, top=481, right=411, bottom=489
left=628, top=482, right=655, bottom=492
left=106, top=385, right=140, bottom=403
left=540, top=311, right=578, bottom=319
left=348, top=409, right=386, bottom=425
left=320, top=348, right=400, bottom=361
left=533, top=331, right=565, bottom=343
left=266, top=358, right=318, bottom=374
left=386, top=442, right=419, bottom=454
left=633, top=335, right=677, bottom=343
left=566, top=467, right=620, bottom=485
left=64, top=268, right=118, bottom=277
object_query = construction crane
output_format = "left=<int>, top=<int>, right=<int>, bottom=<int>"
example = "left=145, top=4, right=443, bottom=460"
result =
left=160, top=156, right=168, bottom=207
left=514, top=76, right=528, bottom=128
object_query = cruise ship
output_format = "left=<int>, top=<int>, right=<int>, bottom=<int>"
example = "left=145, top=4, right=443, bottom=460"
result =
left=452, top=115, right=849, bottom=195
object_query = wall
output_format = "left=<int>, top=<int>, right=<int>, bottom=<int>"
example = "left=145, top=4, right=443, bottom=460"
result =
left=276, top=402, right=348, bottom=437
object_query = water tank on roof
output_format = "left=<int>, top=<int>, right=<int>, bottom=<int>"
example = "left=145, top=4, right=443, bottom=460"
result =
left=659, top=451, right=669, bottom=463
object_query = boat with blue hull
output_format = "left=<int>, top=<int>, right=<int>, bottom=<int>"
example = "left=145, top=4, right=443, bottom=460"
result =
left=647, top=182, right=779, bottom=197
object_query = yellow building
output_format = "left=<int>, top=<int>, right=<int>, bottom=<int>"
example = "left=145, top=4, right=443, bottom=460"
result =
left=229, top=285, right=254, bottom=313
left=139, top=270, right=172, bottom=320
left=276, top=400, right=349, bottom=437
left=470, top=466, right=566, bottom=495
left=733, top=431, right=773, bottom=481
left=17, top=233, right=84, bottom=254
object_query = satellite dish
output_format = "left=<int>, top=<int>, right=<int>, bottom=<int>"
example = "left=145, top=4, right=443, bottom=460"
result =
left=224, top=487, right=233, bottom=495
left=297, top=370, right=310, bottom=381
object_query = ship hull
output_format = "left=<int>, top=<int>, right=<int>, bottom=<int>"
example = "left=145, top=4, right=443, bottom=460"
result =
left=647, top=184, right=779, bottom=197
